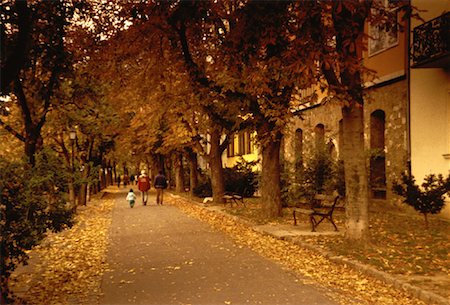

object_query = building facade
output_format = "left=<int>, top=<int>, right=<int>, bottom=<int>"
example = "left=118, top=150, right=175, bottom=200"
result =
left=284, top=1, right=450, bottom=218
left=410, top=0, right=450, bottom=217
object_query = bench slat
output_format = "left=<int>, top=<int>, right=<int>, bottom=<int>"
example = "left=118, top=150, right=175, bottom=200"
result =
left=292, top=194, right=342, bottom=231
left=292, top=208, right=314, bottom=214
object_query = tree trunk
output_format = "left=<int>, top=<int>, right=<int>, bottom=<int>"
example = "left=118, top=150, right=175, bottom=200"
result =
left=24, top=132, right=42, bottom=166
left=209, top=129, right=225, bottom=203
left=68, top=182, right=75, bottom=209
left=174, top=152, right=185, bottom=193
left=113, top=161, right=117, bottom=184
left=187, top=149, right=199, bottom=196
left=260, top=132, right=283, bottom=218
left=78, top=184, right=87, bottom=206
left=101, top=166, right=107, bottom=189
left=78, top=163, right=91, bottom=206
left=108, top=160, right=113, bottom=185
left=342, top=105, right=369, bottom=240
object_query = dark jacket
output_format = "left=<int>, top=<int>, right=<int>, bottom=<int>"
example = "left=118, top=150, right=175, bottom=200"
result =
left=154, top=174, right=167, bottom=189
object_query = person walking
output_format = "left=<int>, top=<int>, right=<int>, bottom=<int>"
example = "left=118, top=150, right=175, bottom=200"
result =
left=154, top=170, right=167, bottom=205
left=137, top=170, right=151, bottom=205
left=126, top=189, right=137, bottom=208
left=123, top=174, right=129, bottom=186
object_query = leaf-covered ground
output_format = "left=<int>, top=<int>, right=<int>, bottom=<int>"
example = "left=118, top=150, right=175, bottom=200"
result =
left=170, top=196, right=427, bottom=305
left=9, top=190, right=447, bottom=305
left=219, top=197, right=450, bottom=300
left=10, top=191, right=115, bottom=305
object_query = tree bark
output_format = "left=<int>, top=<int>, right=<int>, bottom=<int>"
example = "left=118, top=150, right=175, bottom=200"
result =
left=187, top=148, right=199, bottom=196
left=342, top=105, right=369, bottom=240
left=174, top=152, right=185, bottom=193
left=318, top=1, right=372, bottom=241
left=108, top=160, right=113, bottom=185
left=260, top=130, right=283, bottom=218
left=14, top=79, right=44, bottom=166
left=209, top=129, right=225, bottom=203
left=101, top=157, right=107, bottom=189
left=68, top=182, right=75, bottom=209
left=78, top=163, right=91, bottom=206
left=78, top=181, right=87, bottom=206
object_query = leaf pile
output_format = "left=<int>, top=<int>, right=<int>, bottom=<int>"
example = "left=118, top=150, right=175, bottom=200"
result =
left=10, top=194, right=115, bottom=305
left=169, top=196, right=425, bottom=305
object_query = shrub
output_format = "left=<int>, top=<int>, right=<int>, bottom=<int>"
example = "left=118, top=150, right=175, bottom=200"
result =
left=193, top=170, right=212, bottom=197
left=192, top=159, right=259, bottom=198
left=193, top=181, right=213, bottom=197
left=224, top=158, right=259, bottom=197
left=0, top=151, right=74, bottom=303
left=392, top=173, right=450, bottom=227
left=282, top=147, right=345, bottom=207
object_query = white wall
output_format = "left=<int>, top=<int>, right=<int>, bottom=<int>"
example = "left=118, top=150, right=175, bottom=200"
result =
left=410, top=70, right=450, bottom=179
left=410, top=0, right=450, bottom=218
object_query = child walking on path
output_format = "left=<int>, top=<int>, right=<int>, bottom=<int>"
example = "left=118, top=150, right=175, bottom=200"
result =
left=126, top=189, right=137, bottom=208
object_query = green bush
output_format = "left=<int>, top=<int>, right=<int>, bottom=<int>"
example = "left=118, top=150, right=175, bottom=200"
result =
left=193, top=159, right=259, bottom=198
left=392, top=173, right=450, bottom=227
left=193, top=169, right=212, bottom=197
left=0, top=151, right=74, bottom=303
left=193, top=181, right=213, bottom=197
left=224, top=159, right=258, bottom=197
left=282, top=147, right=345, bottom=207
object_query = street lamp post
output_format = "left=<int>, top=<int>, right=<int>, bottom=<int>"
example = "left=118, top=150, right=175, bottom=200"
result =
left=69, top=128, right=76, bottom=207
left=69, top=129, right=77, bottom=173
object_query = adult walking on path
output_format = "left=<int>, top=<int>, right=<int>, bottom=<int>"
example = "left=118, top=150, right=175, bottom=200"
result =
left=137, top=170, right=151, bottom=205
left=154, top=170, right=167, bottom=205
left=100, top=189, right=339, bottom=305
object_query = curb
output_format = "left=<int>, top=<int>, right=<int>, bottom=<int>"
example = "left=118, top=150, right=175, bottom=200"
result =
left=179, top=196, right=449, bottom=305
left=278, top=235, right=449, bottom=305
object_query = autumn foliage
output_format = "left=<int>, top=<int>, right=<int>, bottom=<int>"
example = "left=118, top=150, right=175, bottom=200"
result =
left=0, top=151, right=74, bottom=303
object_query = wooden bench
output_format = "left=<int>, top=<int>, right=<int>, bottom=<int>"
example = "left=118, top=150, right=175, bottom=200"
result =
left=223, top=192, right=245, bottom=206
left=292, top=194, right=342, bottom=232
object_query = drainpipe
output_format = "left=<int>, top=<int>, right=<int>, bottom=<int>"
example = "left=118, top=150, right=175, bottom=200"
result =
left=406, top=0, right=412, bottom=176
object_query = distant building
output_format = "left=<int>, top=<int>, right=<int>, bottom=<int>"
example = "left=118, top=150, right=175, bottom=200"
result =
left=223, top=131, right=260, bottom=171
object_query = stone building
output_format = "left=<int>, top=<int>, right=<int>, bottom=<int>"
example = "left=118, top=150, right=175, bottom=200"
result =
left=284, top=0, right=450, bottom=219
left=284, top=78, right=409, bottom=202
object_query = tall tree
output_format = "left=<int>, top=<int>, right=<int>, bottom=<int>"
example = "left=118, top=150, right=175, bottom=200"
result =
left=160, top=0, right=319, bottom=217
left=95, top=0, right=409, bottom=239
left=1, top=0, right=76, bottom=165
left=307, top=0, right=405, bottom=240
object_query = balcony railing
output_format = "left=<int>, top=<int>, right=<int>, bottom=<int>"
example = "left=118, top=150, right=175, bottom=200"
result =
left=412, top=12, right=450, bottom=68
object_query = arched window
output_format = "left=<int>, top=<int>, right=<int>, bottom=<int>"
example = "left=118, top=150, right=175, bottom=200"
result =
left=370, top=110, right=386, bottom=199
left=315, top=124, right=325, bottom=150
left=328, top=141, right=337, bottom=160
left=294, top=128, right=303, bottom=169
left=295, top=128, right=303, bottom=156
left=371, top=110, right=385, bottom=150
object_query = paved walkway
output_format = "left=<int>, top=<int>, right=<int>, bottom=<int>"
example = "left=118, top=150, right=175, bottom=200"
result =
left=100, top=188, right=339, bottom=305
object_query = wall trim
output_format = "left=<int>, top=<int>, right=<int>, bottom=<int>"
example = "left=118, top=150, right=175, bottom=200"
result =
left=364, top=70, right=406, bottom=89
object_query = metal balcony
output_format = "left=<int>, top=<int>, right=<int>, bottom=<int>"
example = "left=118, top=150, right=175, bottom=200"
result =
left=412, top=12, right=450, bottom=68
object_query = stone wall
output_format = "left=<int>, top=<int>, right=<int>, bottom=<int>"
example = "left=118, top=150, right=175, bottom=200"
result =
left=284, top=102, right=342, bottom=163
left=284, top=79, right=409, bottom=202
left=365, top=79, right=409, bottom=201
